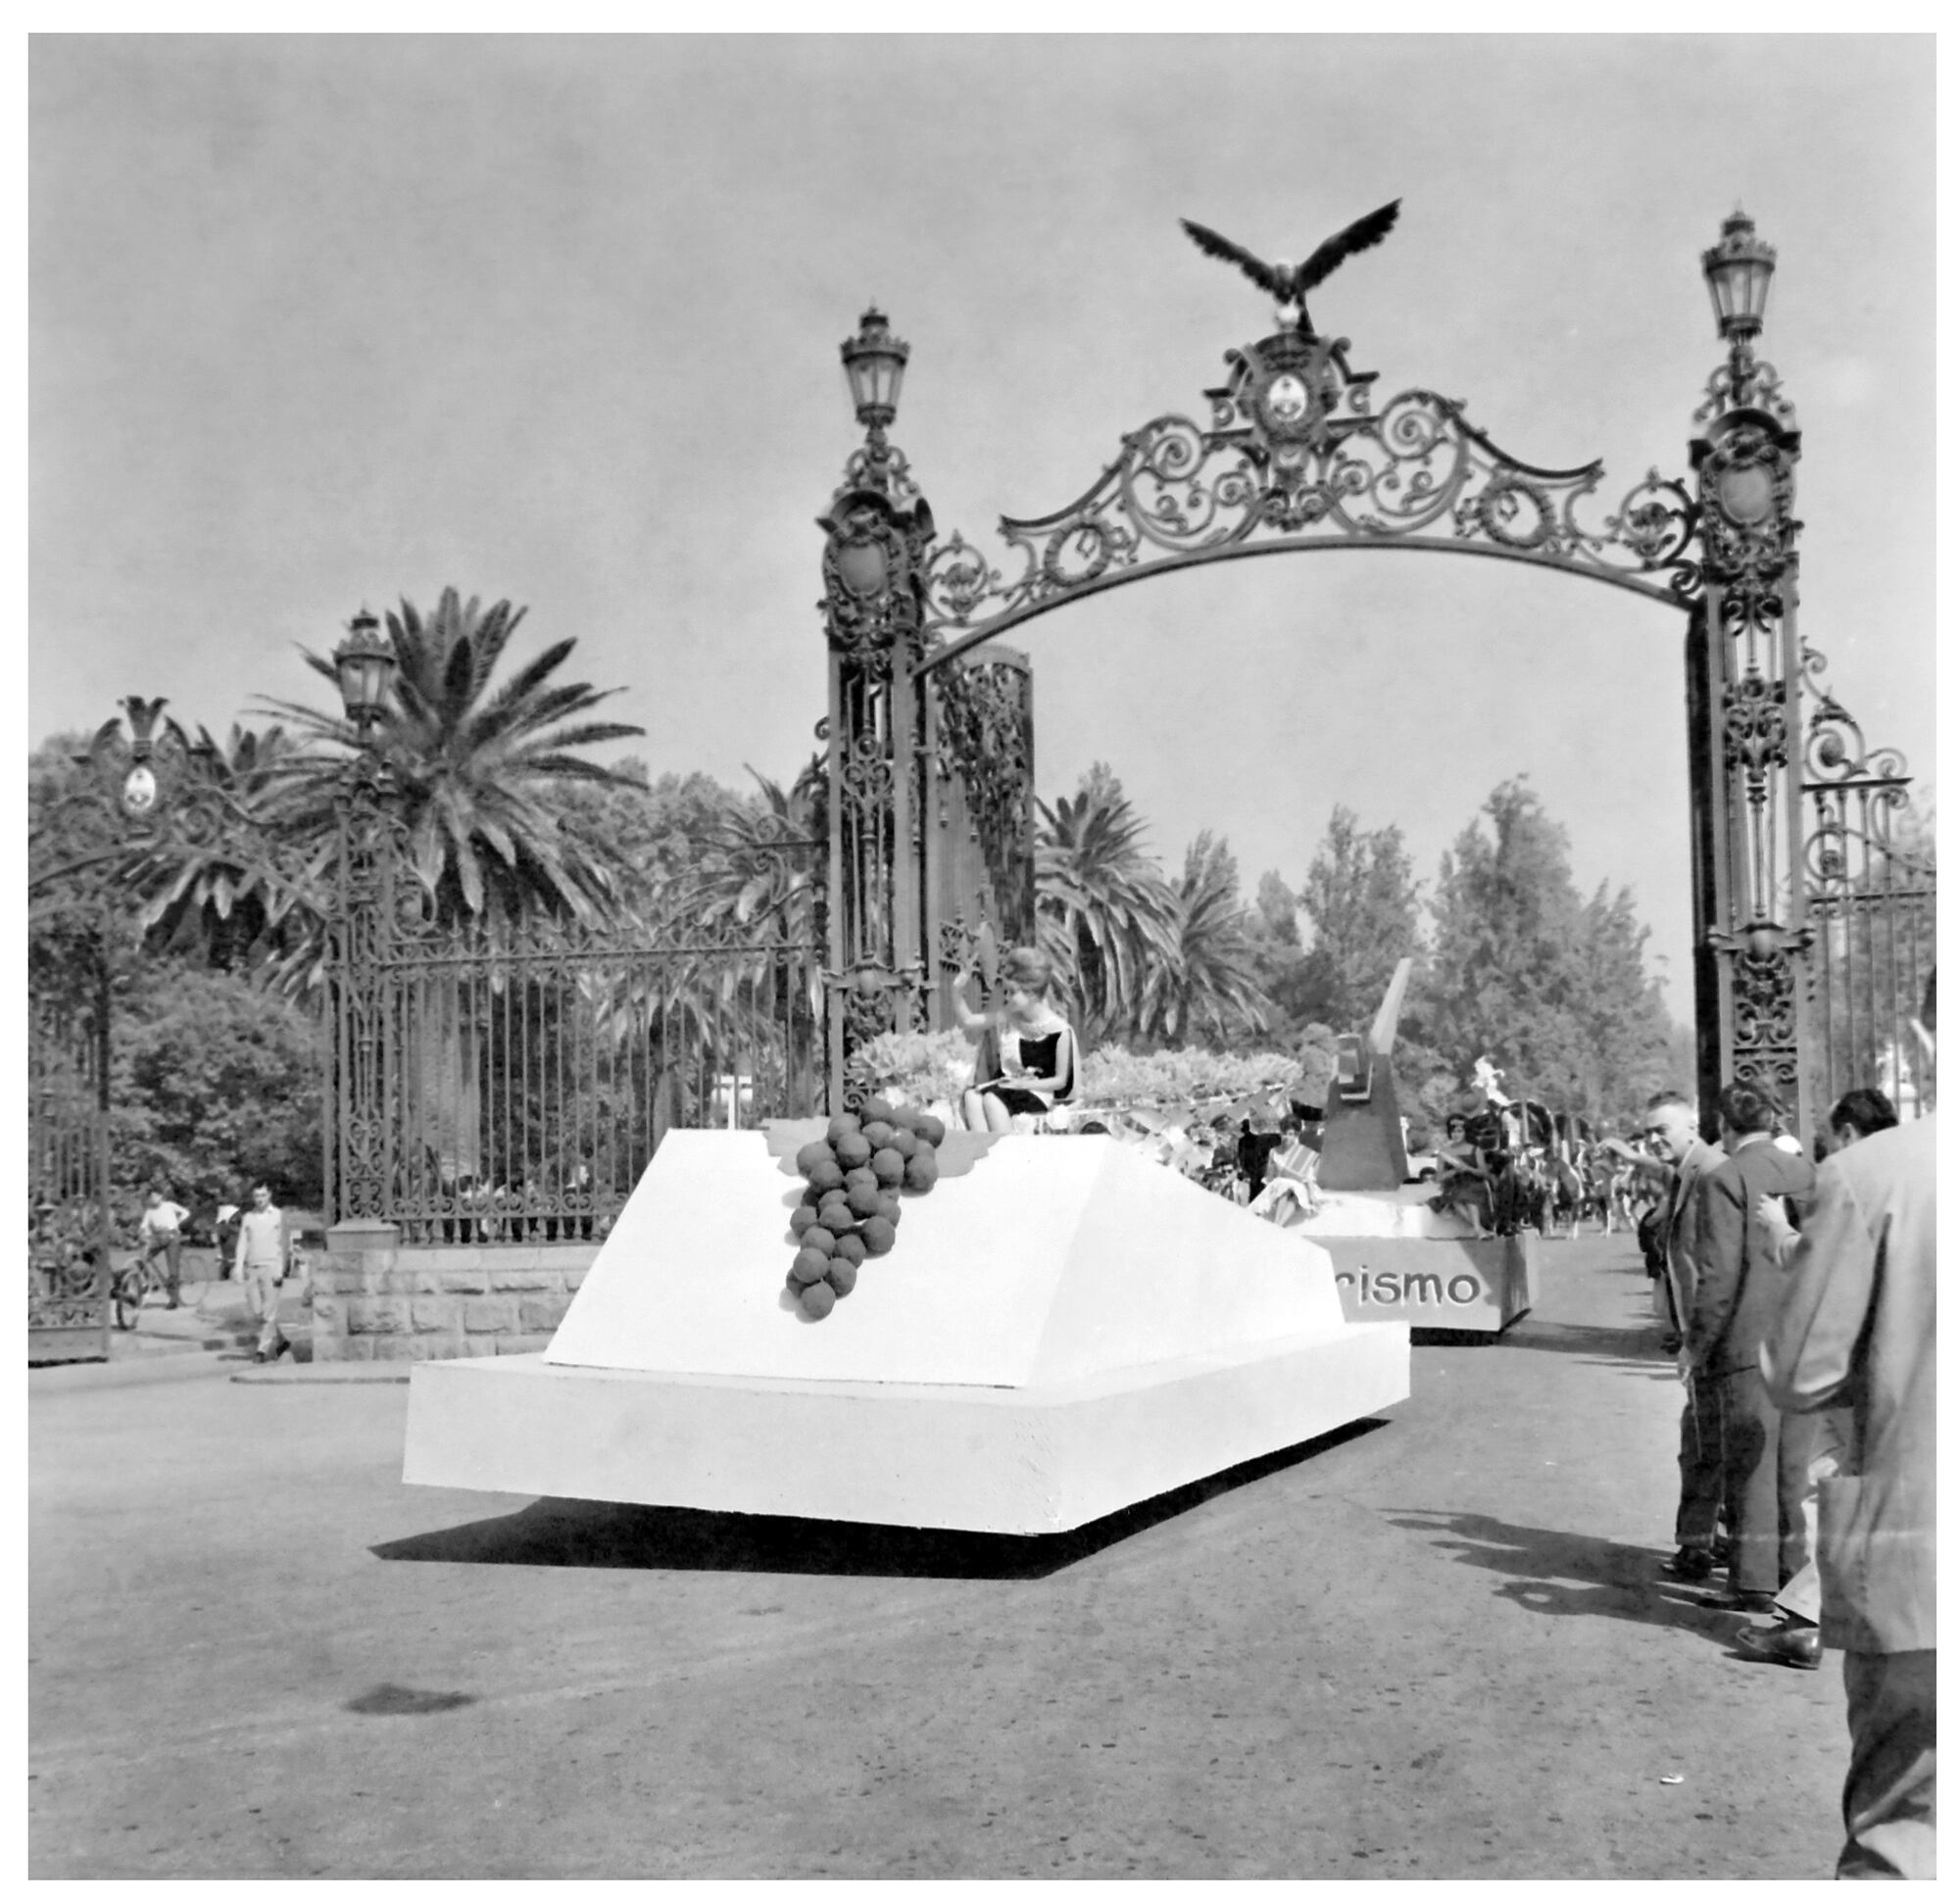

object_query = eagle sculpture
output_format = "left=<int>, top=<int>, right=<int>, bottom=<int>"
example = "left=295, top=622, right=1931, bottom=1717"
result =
left=1180, top=200, right=1401, bottom=331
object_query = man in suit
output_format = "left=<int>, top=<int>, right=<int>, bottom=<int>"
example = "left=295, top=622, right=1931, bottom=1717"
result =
left=1606, top=1091, right=1729, bottom=1580
left=1763, top=982, right=1936, bottom=1880
left=1687, top=1080, right=1818, bottom=1608
left=1738, top=1088, right=1897, bottom=1671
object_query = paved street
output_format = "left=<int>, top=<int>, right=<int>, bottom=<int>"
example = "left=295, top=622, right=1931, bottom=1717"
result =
left=30, top=1229, right=1848, bottom=1879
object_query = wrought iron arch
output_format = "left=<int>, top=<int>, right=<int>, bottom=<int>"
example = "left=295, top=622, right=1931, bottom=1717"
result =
left=816, top=219, right=1930, bottom=1144
left=913, top=332, right=1701, bottom=679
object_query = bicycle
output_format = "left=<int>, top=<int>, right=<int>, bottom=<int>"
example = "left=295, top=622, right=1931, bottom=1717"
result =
left=111, top=1244, right=206, bottom=1331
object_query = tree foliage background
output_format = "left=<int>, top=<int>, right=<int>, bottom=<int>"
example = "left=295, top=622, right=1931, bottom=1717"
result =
left=31, top=603, right=1736, bottom=1229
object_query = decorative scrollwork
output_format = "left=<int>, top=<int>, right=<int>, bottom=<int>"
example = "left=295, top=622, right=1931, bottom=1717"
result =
left=1710, top=921, right=1808, bottom=1098
left=825, top=961, right=925, bottom=1085
left=916, top=329, right=1704, bottom=656
left=1693, top=355, right=1796, bottom=427
left=1602, top=468, right=1700, bottom=598
left=1723, top=670, right=1788, bottom=786
left=1803, top=682, right=1909, bottom=789
left=1698, top=421, right=1797, bottom=592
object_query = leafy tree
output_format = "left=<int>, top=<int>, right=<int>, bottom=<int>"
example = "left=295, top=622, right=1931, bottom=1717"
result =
left=1298, top=805, right=1423, bottom=1031
left=1243, top=869, right=1319, bottom=1042
left=1425, top=777, right=1674, bottom=1123
left=1139, top=832, right=1270, bottom=1049
left=1035, top=763, right=1181, bottom=1045
left=106, top=963, right=323, bottom=1211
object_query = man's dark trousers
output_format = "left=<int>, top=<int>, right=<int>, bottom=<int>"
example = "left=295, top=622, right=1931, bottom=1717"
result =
left=1675, top=1368, right=1725, bottom=1553
left=1714, top=1367, right=1814, bottom=1595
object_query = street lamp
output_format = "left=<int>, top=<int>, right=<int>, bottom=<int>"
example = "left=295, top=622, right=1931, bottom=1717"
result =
left=1701, top=210, right=1777, bottom=404
left=840, top=307, right=909, bottom=435
left=332, top=608, right=397, bottom=748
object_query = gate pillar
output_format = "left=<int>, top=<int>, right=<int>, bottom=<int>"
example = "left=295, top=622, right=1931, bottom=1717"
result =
left=819, top=310, right=937, bottom=1110
left=1686, top=212, right=1814, bottom=1141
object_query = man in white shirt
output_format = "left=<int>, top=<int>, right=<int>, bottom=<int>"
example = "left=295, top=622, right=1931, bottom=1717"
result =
left=138, top=1188, right=190, bottom=1309
left=233, top=1184, right=289, bottom=1363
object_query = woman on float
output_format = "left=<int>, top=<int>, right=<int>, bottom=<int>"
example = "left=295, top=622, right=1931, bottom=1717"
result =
left=952, top=945, right=1078, bottom=1133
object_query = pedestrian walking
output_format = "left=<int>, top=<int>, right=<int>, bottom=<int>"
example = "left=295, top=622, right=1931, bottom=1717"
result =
left=1763, top=988, right=1936, bottom=1877
left=234, top=1183, right=291, bottom=1364
left=137, top=1187, right=190, bottom=1309
left=1686, top=1081, right=1816, bottom=1610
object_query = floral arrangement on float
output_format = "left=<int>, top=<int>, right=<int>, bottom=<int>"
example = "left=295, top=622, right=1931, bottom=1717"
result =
left=846, top=1032, right=1307, bottom=1135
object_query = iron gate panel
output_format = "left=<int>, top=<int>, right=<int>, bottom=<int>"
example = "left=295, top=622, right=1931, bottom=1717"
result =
left=1802, top=689, right=1936, bottom=1119
left=27, top=992, right=114, bottom=1361
left=324, top=932, right=824, bottom=1242
left=921, top=647, right=1036, bottom=1032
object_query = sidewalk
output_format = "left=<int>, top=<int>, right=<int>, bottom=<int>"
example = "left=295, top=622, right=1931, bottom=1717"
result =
left=29, top=1230, right=1849, bottom=1879
left=33, top=1265, right=407, bottom=1390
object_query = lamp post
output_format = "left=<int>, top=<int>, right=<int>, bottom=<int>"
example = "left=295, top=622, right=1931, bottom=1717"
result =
left=1687, top=209, right=1809, bottom=1138
left=321, top=605, right=407, bottom=1228
left=1701, top=208, right=1778, bottom=411
left=818, top=310, right=936, bottom=1109
left=839, top=306, right=910, bottom=483
left=331, top=607, right=398, bottom=751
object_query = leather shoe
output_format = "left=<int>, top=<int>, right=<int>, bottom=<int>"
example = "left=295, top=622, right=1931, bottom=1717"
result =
left=1736, top=1623, right=1822, bottom=1670
left=1713, top=1587, right=1779, bottom=1613
left=1659, top=1548, right=1717, bottom=1582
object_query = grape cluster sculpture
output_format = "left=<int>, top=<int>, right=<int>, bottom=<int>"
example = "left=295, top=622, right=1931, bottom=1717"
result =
left=787, top=1096, right=946, bottom=1320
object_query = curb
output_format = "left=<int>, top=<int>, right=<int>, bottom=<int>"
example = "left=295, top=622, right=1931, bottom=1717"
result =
left=30, top=1346, right=255, bottom=1393
left=229, top=1363, right=411, bottom=1387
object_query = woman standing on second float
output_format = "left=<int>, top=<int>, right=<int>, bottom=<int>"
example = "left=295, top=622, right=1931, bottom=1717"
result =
left=952, top=945, right=1078, bottom=1133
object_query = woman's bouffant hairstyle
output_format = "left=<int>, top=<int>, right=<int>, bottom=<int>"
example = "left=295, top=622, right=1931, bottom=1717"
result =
left=1001, top=946, right=1054, bottom=998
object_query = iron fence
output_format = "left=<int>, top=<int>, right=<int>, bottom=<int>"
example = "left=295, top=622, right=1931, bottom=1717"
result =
left=28, top=992, right=114, bottom=1357
left=1804, top=778, right=1936, bottom=1121
left=325, top=935, right=824, bottom=1242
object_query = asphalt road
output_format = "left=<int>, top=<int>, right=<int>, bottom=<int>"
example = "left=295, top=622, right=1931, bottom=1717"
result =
left=29, top=1229, right=1849, bottom=1878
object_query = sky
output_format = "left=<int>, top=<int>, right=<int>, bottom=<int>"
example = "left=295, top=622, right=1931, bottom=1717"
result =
left=28, top=34, right=1938, bottom=1021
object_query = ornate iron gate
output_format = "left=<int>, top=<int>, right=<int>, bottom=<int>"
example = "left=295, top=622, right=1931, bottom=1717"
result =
left=1801, top=691, right=1936, bottom=1116
left=921, top=647, right=1036, bottom=1030
left=816, top=215, right=1933, bottom=1144
left=322, top=768, right=825, bottom=1238
left=27, top=985, right=113, bottom=1363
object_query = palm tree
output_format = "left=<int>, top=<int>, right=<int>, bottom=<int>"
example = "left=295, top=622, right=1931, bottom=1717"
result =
left=254, top=590, right=648, bottom=1184
left=1140, top=832, right=1271, bottom=1048
left=262, top=588, right=647, bottom=940
left=1035, top=767, right=1182, bottom=1046
left=122, top=722, right=331, bottom=968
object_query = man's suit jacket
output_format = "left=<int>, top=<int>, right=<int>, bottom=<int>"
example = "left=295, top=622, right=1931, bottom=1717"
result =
left=1662, top=1138, right=1722, bottom=1339
left=1763, top=1113, right=1936, bottom=1654
left=1688, top=1135, right=1816, bottom=1376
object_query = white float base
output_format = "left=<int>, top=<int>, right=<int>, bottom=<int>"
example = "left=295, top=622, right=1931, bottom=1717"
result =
left=404, top=1129, right=1409, bottom=1535
left=403, top=1323, right=1408, bottom=1535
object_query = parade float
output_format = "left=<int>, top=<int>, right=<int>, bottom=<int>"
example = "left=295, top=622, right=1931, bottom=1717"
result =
left=403, top=1096, right=1409, bottom=1535
left=1255, top=960, right=1537, bottom=1338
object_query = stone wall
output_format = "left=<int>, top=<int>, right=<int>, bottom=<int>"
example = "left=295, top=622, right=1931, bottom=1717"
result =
left=313, top=1223, right=597, bottom=1362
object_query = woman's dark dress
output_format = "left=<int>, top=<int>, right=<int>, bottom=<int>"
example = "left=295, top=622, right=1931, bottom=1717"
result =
left=974, top=1025, right=1075, bottom=1118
